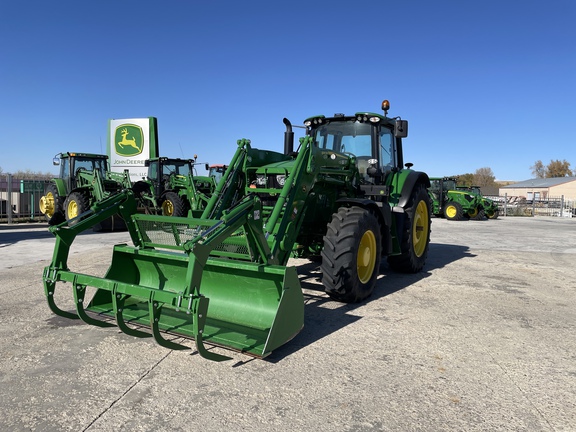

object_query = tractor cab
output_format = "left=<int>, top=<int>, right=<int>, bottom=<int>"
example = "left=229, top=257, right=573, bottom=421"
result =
left=53, top=152, right=109, bottom=191
left=145, top=157, right=195, bottom=197
left=302, top=100, right=408, bottom=185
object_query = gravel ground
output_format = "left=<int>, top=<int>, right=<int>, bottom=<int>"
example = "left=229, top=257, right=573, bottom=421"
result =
left=0, top=216, right=575, bottom=432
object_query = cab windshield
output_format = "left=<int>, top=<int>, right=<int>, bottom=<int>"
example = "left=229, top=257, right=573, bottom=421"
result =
left=312, top=120, right=393, bottom=167
left=63, top=157, right=107, bottom=180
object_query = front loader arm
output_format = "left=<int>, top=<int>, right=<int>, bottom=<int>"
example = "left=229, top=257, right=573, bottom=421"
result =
left=44, top=189, right=139, bottom=279
left=201, top=139, right=250, bottom=220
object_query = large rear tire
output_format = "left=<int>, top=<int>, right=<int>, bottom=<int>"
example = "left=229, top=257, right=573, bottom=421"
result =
left=444, top=201, right=464, bottom=221
left=64, top=192, right=90, bottom=220
left=388, top=183, right=431, bottom=273
left=39, top=184, right=64, bottom=220
left=161, top=191, right=188, bottom=217
left=321, top=207, right=382, bottom=303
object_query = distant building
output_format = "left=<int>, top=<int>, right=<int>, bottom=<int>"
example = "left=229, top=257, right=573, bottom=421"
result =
left=499, top=177, right=576, bottom=200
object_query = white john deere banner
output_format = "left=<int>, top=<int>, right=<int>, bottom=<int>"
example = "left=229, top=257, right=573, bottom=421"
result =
left=108, top=117, right=159, bottom=182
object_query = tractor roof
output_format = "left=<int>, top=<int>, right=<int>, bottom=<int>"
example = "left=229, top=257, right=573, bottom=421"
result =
left=61, top=152, right=108, bottom=159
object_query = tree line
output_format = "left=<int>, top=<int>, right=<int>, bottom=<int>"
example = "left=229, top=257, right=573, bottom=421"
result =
left=0, top=167, right=54, bottom=180
left=452, top=159, right=574, bottom=190
left=530, top=159, right=573, bottom=178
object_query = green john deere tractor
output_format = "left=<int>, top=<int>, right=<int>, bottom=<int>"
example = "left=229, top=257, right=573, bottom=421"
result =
left=456, top=185, right=499, bottom=219
left=39, top=152, right=132, bottom=226
left=132, top=157, right=216, bottom=217
left=43, top=100, right=431, bottom=361
left=428, top=177, right=483, bottom=220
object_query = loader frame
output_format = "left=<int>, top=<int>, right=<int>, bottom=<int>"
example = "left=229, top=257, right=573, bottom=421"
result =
left=42, top=101, right=431, bottom=361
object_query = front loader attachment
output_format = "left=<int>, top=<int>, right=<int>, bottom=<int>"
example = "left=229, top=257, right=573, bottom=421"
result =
left=43, top=191, right=304, bottom=360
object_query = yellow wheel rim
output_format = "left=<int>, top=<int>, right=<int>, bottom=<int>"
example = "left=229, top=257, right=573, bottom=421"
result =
left=468, top=207, right=478, bottom=217
left=40, top=192, right=55, bottom=216
left=162, top=200, right=174, bottom=216
left=67, top=200, right=79, bottom=219
left=412, top=200, right=429, bottom=257
left=357, top=230, right=377, bottom=284
left=445, top=205, right=456, bottom=219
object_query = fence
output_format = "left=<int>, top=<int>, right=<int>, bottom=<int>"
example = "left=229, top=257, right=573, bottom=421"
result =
left=0, top=174, right=50, bottom=223
left=489, top=194, right=576, bottom=218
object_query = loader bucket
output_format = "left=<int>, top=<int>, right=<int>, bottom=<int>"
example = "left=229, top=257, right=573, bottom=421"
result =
left=83, top=245, right=304, bottom=359
left=43, top=193, right=305, bottom=360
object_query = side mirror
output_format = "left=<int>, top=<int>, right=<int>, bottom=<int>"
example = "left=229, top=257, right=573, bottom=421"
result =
left=205, top=163, right=210, bottom=171
left=52, top=158, right=60, bottom=166
left=394, top=120, right=408, bottom=138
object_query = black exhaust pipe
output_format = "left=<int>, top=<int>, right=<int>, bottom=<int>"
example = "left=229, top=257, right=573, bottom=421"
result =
left=283, top=118, right=294, bottom=155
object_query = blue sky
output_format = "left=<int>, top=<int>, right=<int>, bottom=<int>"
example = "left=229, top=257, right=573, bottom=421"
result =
left=1, top=0, right=574, bottom=181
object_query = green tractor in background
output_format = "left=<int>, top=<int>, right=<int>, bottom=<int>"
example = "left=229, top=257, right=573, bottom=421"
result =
left=131, top=156, right=217, bottom=217
left=428, top=177, right=484, bottom=220
left=456, top=185, right=499, bottom=219
left=39, top=152, right=132, bottom=226
left=43, top=100, right=432, bottom=361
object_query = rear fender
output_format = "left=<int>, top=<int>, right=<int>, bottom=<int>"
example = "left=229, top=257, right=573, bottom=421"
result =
left=52, top=179, right=68, bottom=197
left=389, top=170, right=430, bottom=209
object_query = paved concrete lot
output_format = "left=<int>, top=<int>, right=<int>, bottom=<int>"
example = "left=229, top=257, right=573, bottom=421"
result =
left=0, top=216, right=575, bottom=431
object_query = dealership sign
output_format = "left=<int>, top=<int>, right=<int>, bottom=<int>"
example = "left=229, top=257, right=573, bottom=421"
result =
left=108, top=117, right=159, bottom=182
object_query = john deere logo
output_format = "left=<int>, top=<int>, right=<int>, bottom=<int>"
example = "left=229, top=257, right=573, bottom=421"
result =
left=114, top=124, right=144, bottom=156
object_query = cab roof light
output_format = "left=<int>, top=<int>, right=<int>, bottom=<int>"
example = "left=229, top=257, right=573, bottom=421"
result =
left=382, top=99, right=390, bottom=116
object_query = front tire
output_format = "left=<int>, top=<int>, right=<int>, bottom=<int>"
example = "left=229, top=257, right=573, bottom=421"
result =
left=388, top=183, right=431, bottom=273
left=161, top=191, right=188, bottom=217
left=321, top=207, right=382, bottom=303
left=472, top=208, right=486, bottom=220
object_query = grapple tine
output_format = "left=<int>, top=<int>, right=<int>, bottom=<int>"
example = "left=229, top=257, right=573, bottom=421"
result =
left=73, top=281, right=115, bottom=328
left=112, top=293, right=152, bottom=339
left=192, top=296, right=232, bottom=362
left=43, top=269, right=79, bottom=320
left=148, top=300, right=190, bottom=351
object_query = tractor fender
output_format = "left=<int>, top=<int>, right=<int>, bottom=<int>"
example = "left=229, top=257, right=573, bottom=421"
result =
left=52, top=178, right=68, bottom=197
left=335, top=197, right=393, bottom=254
left=395, top=170, right=430, bottom=209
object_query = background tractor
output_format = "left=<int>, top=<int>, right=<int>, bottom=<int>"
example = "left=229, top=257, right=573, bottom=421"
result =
left=456, top=185, right=499, bottom=219
left=39, top=152, right=132, bottom=226
left=132, top=156, right=216, bottom=217
left=428, top=177, right=483, bottom=220
left=43, top=100, right=432, bottom=361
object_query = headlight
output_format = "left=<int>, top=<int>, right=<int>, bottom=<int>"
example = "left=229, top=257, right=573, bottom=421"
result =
left=276, top=175, right=286, bottom=186
left=255, top=174, right=266, bottom=187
